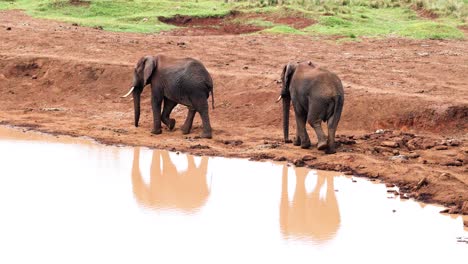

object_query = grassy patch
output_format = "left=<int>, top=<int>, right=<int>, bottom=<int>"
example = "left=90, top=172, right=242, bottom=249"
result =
left=0, top=0, right=232, bottom=33
left=261, top=25, right=305, bottom=34
left=305, top=6, right=464, bottom=39
left=0, top=0, right=465, bottom=38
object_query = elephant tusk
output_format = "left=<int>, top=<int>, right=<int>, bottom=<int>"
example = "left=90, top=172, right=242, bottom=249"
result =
left=121, top=86, right=135, bottom=98
left=276, top=95, right=282, bottom=103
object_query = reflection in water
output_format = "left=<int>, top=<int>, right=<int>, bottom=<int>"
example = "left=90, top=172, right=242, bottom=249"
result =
left=280, top=165, right=341, bottom=243
left=131, top=148, right=209, bottom=213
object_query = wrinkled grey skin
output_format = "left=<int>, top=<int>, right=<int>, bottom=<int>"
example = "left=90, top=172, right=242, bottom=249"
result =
left=130, top=55, right=214, bottom=138
left=280, top=61, right=344, bottom=154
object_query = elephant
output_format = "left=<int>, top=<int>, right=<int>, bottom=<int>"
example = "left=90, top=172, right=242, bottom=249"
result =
left=279, top=165, right=341, bottom=243
left=277, top=61, right=344, bottom=154
left=122, top=55, right=214, bottom=138
left=131, top=147, right=210, bottom=213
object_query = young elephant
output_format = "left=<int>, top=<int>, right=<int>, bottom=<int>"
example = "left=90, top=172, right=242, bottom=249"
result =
left=122, top=55, right=214, bottom=138
left=278, top=61, right=344, bottom=154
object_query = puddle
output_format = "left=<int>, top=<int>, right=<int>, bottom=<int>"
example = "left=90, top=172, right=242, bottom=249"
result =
left=0, top=126, right=466, bottom=263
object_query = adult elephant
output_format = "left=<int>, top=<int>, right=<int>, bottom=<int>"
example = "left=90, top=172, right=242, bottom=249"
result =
left=277, top=61, right=344, bottom=154
left=122, top=55, right=214, bottom=138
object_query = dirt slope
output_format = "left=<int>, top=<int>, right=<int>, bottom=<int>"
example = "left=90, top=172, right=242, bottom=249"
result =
left=0, top=10, right=467, bottom=212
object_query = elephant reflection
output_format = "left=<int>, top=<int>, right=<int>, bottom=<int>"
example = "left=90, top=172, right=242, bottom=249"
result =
left=280, top=165, right=341, bottom=243
left=131, top=148, right=209, bottom=213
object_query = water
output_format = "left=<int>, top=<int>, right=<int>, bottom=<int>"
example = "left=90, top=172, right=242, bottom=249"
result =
left=0, top=126, right=466, bottom=264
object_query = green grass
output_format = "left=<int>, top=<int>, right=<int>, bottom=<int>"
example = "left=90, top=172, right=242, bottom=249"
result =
left=0, top=0, right=233, bottom=33
left=261, top=24, right=305, bottom=34
left=0, top=0, right=465, bottom=38
left=305, top=6, right=464, bottom=39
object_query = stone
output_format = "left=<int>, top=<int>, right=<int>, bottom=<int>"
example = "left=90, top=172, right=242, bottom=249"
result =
left=415, top=177, right=428, bottom=190
left=461, top=201, right=468, bottom=215
left=407, top=152, right=420, bottom=159
left=293, top=159, right=305, bottom=167
left=381, top=141, right=399, bottom=148
left=439, top=209, right=450, bottom=214
left=301, top=155, right=316, bottom=161
left=445, top=161, right=462, bottom=166
left=273, top=156, right=287, bottom=162
left=435, top=145, right=448, bottom=150
left=6, top=27, right=12, bottom=31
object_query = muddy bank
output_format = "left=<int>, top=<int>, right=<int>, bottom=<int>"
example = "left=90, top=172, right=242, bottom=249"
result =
left=0, top=10, right=467, bottom=211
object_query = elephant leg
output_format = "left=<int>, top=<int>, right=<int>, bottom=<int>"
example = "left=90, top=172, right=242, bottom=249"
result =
left=181, top=108, right=196, bottom=135
left=326, top=127, right=337, bottom=154
left=195, top=100, right=212, bottom=139
left=161, top=99, right=177, bottom=130
left=294, top=111, right=311, bottom=149
left=151, top=94, right=163, bottom=134
left=309, top=119, right=328, bottom=150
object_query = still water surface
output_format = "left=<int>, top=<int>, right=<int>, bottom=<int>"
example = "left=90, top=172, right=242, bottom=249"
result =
left=0, top=126, right=466, bottom=264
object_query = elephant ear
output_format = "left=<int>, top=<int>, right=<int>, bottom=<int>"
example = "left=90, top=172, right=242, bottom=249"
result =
left=143, top=56, right=156, bottom=85
left=281, top=62, right=296, bottom=97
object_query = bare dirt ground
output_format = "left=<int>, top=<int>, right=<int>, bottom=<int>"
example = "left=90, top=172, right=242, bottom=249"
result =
left=0, top=10, right=467, bottom=212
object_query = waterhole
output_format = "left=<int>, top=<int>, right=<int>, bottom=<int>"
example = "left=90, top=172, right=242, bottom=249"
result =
left=0, top=126, right=466, bottom=263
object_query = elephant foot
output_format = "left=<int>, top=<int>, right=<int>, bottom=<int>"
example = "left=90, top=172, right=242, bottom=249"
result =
left=181, top=125, right=191, bottom=135
left=168, top=119, right=176, bottom=130
left=284, top=138, right=293, bottom=144
left=293, top=137, right=301, bottom=146
left=151, top=129, right=162, bottom=135
left=200, top=131, right=212, bottom=139
left=317, top=141, right=328, bottom=150
left=301, top=141, right=311, bottom=149
left=325, top=147, right=336, bottom=154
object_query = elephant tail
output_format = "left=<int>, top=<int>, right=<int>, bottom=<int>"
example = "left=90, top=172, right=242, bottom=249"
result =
left=329, top=94, right=344, bottom=128
left=211, top=89, right=215, bottom=110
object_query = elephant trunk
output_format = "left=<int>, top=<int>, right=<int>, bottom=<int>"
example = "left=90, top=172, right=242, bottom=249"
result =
left=133, top=89, right=141, bottom=127
left=282, top=97, right=290, bottom=142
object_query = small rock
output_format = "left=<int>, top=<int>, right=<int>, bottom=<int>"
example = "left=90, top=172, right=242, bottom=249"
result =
left=461, top=201, right=468, bottom=215
left=435, top=145, right=448, bottom=150
left=293, top=159, right=305, bottom=167
left=415, top=177, right=428, bottom=190
left=439, top=209, right=450, bottom=214
left=392, top=149, right=400, bottom=155
left=439, top=172, right=452, bottom=180
left=32, top=75, right=38, bottom=79
left=343, top=171, right=353, bottom=175
left=445, top=161, right=462, bottom=166
left=390, top=155, right=408, bottom=161
left=407, top=152, right=420, bottom=159
left=387, top=190, right=400, bottom=195
left=72, top=23, right=79, bottom=26
left=417, top=52, right=429, bottom=57
left=375, top=129, right=385, bottom=134
left=448, top=207, right=460, bottom=214
left=273, top=156, right=287, bottom=161
left=6, top=27, right=12, bottom=31
left=392, top=209, right=396, bottom=213
left=176, top=151, right=180, bottom=155
left=352, top=178, right=357, bottom=183
left=243, top=66, right=249, bottom=70
left=446, top=139, right=461, bottom=146
left=381, top=141, right=399, bottom=148
left=302, top=155, right=316, bottom=161
left=386, top=183, right=395, bottom=188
